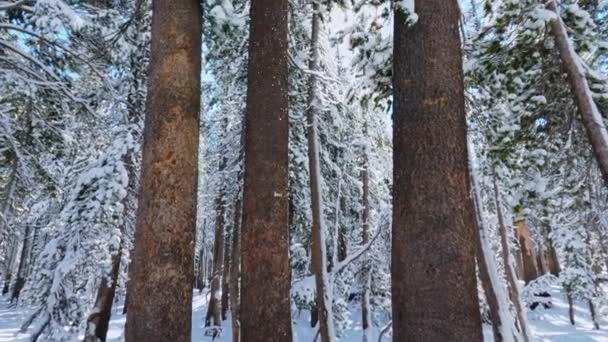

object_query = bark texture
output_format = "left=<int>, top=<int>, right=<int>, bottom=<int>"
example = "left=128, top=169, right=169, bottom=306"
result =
left=11, top=223, right=30, bottom=301
left=240, top=0, right=292, bottom=339
left=392, top=1, right=483, bottom=340
left=494, top=177, right=530, bottom=342
left=230, top=198, right=241, bottom=342
left=124, top=1, right=202, bottom=341
left=547, top=0, right=608, bottom=182
left=306, top=4, right=333, bottom=341
left=84, top=250, right=122, bottom=342
left=515, top=215, right=539, bottom=285
left=206, top=177, right=225, bottom=327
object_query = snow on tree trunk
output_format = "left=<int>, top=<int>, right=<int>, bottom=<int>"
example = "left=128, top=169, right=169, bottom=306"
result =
left=546, top=0, right=608, bottom=183
left=10, top=223, right=30, bottom=301
left=361, top=158, right=371, bottom=342
left=207, top=165, right=226, bottom=328
left=392, top=0, right=483, bottom=339
left=306, top=3, right=335, bottom=342
left=124, top=0, right=202, bottom=340
left=493, top=176, right=531, bottom=342
left=239, top=0, right=293, bottom=339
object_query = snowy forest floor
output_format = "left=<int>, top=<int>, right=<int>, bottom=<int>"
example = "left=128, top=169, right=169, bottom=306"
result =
left=1, top=286, right=607, bottom=341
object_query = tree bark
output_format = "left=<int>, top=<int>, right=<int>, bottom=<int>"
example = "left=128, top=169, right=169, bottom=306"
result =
left=306, top=4, right=333, bottom=342
left=493, top=177, right=530, bottom=342
left=230, top=198, right=242, bottom=342
left=221, top=216, right=231, bottom=321
left=84, top=249, right=122, bottom=342
left=240, top=0, right=292, bottom=339
left=546, top=0, right=608, bottom=183
left=361, top=129, right=371, bottom=341
left=206, top=168, right=226, bottom=327
left=124, top=0, right=202, bottom=340
left=514, top=215, right=539, bottom=285
left=392, top=1, right=483, bottom=340
left=11, top=223, right=30, bottom=301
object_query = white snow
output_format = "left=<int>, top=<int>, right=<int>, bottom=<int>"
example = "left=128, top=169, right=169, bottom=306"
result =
left=1, top=286, right=607, bottom=341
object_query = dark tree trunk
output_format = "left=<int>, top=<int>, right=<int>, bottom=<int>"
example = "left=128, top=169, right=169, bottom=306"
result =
left=240, top=0, right=292, bottom=339
left=124, top=0, right=202, bottom=341
left=84, top=249, right=122, bottom=342
left=11, top=223, right=31, bottom=301
left=567, top=292, right=575, bottom=325
left=206, top=174, right=226, bottom=327
left=392, top=1, right=483, bottom=340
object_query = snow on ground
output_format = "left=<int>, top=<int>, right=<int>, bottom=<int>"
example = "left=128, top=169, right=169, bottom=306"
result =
left=0, top=286, right=607, bottom=341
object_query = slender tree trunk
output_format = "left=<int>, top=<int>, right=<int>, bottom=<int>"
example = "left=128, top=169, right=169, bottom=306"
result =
left=240, top=0, right=292, bottom=339
left=306, top=4, right=333, bottom=341
left=392, top=1, right=482, bottom=340
left=221, top=220, right=231, bottom=321
left=567, top=292, right=575, bottom=325
left=11, top=223, right=31, bottom=301
left=494, top=177, right=530, bottom=342
left=230, top=198, right=242, bottom=342
left=207, top=172, right=226, bottom=327
left=546, top=0, right=608, bottom=182
left=361, top=124, right=371, bottom=342
left=514, top=215, right=539, bottom=284
left=589, top=299, right=600, bottom=330
left=84, top=249, right=122, bottom=342
left=124, top=1, right=202, bottom=340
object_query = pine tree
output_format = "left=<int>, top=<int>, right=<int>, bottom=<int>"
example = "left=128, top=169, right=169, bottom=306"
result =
left=124, top=1, right=202, bottom=341
left=392, top=1, right=483, bottom=340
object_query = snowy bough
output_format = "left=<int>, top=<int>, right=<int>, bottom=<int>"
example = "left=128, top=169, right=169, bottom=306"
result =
left=19, top=128, right=135, bottom=341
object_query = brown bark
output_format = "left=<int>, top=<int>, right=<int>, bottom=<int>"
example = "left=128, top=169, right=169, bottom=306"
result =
left=207, top=171, right=226, bottom=327
left=306, top=4, right=332, bottom=341
left=230, top=198, right=242, bottom=342
left=514, top=216, right=539, bottom=284
left=124, top=0, right=202, bottom=340
left=546, top=0, right=608, bottom=183
left=84, top=250, right=122, bottom=342
left=240, top=0, right=292, bottom=339
left=493, top=178, right=530, bottom=341
left=543, top=226, right=561, bottom=276
left=392, top=1, right=482, bottom=340
left=471, top=174, right=503, bottom=342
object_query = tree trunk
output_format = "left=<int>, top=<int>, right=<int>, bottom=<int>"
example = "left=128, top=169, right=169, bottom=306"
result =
left=124, top=0, right=202, bottom=340
left=361, top=131, right=371, bottom=342
left=514, top=215, right=539, bottom=285
left=392, top=1, right=483, bottom=340
left=221, top=218, right=231, bottom=321
left=196, top=243, right=206, bottom=290
left=546, top=0, right=608, bottom=182
left=306, top=4, right=333, bottom=342
left=84, top=249, right=122, bottom=342
left=207, top=170, right=226, bottom=327
left=240, top=0, right=292, bottom=339
left=493, top=177, right=530, bottom=342
left=567, top=292, right=575, bottom=325
left=230, top=198, right=242, bottom=342
left=11, top=223, right=31, bottom=301
left=543, top=226, right=561, bottom=276
left=589, top=299, right=600, bottom=330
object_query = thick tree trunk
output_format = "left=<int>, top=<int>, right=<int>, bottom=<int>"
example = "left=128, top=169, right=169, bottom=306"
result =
left=230, top=198, right=242, bottom=342
left=514, top=215, right=539, bottom=285
left=206, top=176, right=226, bottom=327
left=392, top=1, right=483, bottom=340
left=124, top=1, right=202, bottom=341
left=306, top=4, right=333, bottom=342
left=546, top=0, right=608, bottom=182
left=494, top=177, right=530, bottom=342
left=240, top=0, right=292, bottom=339
left=84, top=249, right=122, bottom=342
